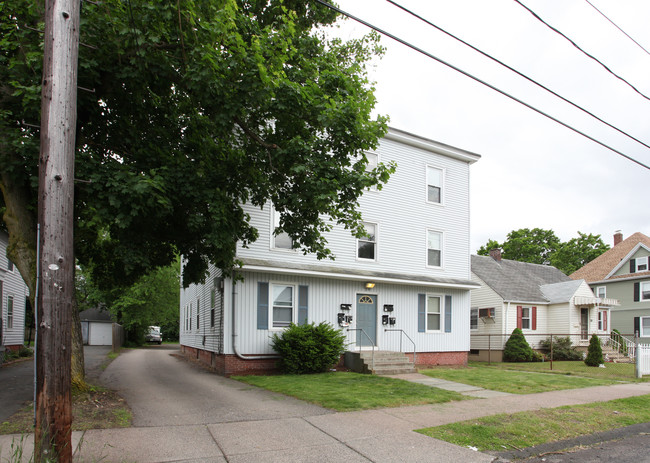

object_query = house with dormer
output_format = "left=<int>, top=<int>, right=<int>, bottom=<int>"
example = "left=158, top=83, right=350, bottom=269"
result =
left=570, top=231, right=650, bottom=342
left=470, top=250, right=618, bottom=361
left=179, top=128, right=481, bottom=376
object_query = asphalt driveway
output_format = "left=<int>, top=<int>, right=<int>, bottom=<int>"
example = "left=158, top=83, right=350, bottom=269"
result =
left=100, top=347, right=332, bottom=427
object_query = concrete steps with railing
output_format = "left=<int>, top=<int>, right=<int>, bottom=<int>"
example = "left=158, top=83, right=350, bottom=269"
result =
left=344, top=350, right=416, bottom=375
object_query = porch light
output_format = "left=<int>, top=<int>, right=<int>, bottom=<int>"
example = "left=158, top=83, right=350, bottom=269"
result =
left=365, top=282, right=376, bottom=289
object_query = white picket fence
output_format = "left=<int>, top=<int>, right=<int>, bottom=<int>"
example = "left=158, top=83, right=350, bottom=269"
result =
left=638, top=343, right=650, bottom=377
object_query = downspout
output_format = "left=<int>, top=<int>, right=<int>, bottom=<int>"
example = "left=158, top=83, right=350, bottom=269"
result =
left=231, top=272, right=280, bottom=360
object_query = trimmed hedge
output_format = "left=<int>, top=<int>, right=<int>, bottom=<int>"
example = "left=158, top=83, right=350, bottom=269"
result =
left=503, top=328, right=534, bottom=362
left=271, top=322, right=346, bottom=374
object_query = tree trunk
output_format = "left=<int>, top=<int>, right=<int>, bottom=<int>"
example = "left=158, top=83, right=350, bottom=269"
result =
left=35, top=0, right=80, bottom=461
left=71, top=288, right=86, bottom=392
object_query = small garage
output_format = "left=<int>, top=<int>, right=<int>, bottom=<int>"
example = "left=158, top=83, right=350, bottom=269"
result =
left=80, top=307, right=115, bottom=346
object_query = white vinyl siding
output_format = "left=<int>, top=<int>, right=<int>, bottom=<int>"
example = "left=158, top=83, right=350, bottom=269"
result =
left=1, top=231, right=28, bottom=347
left=235, top=133, right=474, bottom=280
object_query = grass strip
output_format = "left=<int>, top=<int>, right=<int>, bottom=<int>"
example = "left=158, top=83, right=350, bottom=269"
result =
left=474, top=360, right=643, bottom=382
left=420, top=365, right=620, bottom=394
left=233, top=371, right=468, bottom=411
left=417, top=394, right=650, bottom=451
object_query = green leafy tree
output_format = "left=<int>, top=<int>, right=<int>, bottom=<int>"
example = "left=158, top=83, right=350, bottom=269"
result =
left=584, top=334, right=604, bottom=367
left=1, top=0, right=391, bottom=382
left=476, top=239, right=501, bottom=257
left=550, top=232, right=610, bottom=275
left=501, top=228, right=560, bottom=265
left=477, top=229, right=608, bottom=274
left=503, top=328, right=534, bottom=362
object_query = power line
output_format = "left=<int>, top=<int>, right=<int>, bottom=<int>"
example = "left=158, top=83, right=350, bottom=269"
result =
left=584, top=0, right=650, bottom=57
left=312, top=0, right=650, bottom=171
left=386, top=0, right=650, bottom=153
left=514, top=0, right=650, bottom=102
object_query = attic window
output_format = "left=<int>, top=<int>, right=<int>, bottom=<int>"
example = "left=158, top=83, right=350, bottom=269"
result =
left=636, top=257, right=649, bottom=273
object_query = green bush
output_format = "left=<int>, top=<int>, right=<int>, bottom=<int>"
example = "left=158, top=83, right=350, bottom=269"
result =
left=271, top=322, right=346, bottom=374
left=539, top=336, right=582, bottom=361
left=503, top=328, right=534, bottom=362
left=584, top=334, right=603, bottom=367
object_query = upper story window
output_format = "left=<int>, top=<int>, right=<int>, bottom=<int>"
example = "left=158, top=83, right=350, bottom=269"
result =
left=365, top=152, right=379, bottom=192
left=357, top=222, right=376, bottom=261
left=636, top=257, right=649, bottom=272
left=7, top=259, right=14, bottom=272
left=596, top=286, right=606, bottom=299
left=426, top=295, right=441, bottom=331
left=426, top=166, right=443, bottom=204
left=641, top=282, right=650, bottom=301
left=272, top=209, right=293, bottom=250
left=427, top=230, right=442, bottom=267
left=272, top=284, right=294, bottom=328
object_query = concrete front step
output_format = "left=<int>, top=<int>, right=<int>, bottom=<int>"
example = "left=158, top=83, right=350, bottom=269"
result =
left=344, top=350, right=416, bottom=375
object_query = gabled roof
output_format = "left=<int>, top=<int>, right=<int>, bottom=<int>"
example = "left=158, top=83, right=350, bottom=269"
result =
left=471, top=255, right=571, bottom=303
left=540, top=280, right=583, bottom=304
left=569, top=232, right=650, bottom=283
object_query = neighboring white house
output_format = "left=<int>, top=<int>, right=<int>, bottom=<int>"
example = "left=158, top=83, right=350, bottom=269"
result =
left=470, top=251, right=619, bottom=362
left=0, top=230, right=29, bottom=350
left=180, top=127, right=481, bottom=376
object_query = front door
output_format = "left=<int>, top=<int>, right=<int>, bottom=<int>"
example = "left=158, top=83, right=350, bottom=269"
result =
left=356, top=294, right=377, bottom=348
left=581, top=308, right=589, bottom=341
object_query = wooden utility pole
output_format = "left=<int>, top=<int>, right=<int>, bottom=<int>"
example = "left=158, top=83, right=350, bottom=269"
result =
left=36, top=0, right=80, bottom=461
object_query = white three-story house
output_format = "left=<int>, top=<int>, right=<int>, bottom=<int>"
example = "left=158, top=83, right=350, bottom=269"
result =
left=180, top=127, right=480, bottom=375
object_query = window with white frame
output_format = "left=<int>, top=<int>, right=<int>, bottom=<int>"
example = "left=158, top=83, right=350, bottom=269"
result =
left=641, top=281, right=650, bottom=301
left=598, top=310, right=607, bottom=331
left=357, top=222, right=376, bottom=260
left=641, top=317, right=650, bottom=337
left=426, top=166, right=443, bottom=204
left=7, top=259, right=13, bottom=272
left=521, top=307, right=531, bottom=329
left=426, top=295, right=441, bottom=331
left=365, top=152, right=379, bottom=191
left=7, top=296, right=13, bottom=329
left=271, top=284, right=294, bottom=328
left=636, top=257, right=649, bottom=272
left=470, top=307, right=478, bottom=330
left=596, top=286, right=606, bottom=299
left=427, top=230, right=442, bottom=267
left=272, top=209, right=293, bottom=250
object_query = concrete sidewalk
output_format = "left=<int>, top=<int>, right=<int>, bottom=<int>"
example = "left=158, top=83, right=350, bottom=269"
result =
left=2, top=381, right=649, bottom=463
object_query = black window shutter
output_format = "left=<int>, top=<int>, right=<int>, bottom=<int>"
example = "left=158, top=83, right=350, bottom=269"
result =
left=630, top=259, right=636, bottom=273
left=634, top=317, right=640, bottom=336
left=257, top=282, right=269, bottom=330
left=298, top=286, right=308, bottom=325
left=418, top=294, right=425, bottom=332
left=634, top=282, right=640, bottom=302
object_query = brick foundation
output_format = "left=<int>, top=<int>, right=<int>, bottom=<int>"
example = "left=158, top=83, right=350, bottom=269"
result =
left=407, top=351, right=467, bottom=368
left=182, top=345, right=466, bottom=376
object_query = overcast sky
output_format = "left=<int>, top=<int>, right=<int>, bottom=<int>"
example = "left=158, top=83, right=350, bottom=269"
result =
left=329, top=0, right=650, bottom=252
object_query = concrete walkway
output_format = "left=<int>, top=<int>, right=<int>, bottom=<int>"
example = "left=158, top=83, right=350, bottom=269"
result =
left=3, top=380, right=650, bottom=462
left=386, top=372, right=513, bottom=398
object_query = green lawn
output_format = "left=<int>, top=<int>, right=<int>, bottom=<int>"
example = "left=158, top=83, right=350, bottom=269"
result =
left=476, top=360, right=642, bottom=382
left=233, top=372, right=468, bottom=411
left=417, top=394, right=650, bottom=452
left=420, top=364, right=622, bottom=394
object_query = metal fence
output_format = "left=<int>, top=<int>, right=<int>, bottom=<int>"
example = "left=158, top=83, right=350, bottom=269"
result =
left=471, top=332, right=645, bottom=378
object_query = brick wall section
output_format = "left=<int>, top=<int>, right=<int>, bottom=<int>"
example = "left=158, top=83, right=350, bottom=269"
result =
left=406, top=351, right=467, bottom=367
left=181, top=345, right=465, bottom=375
